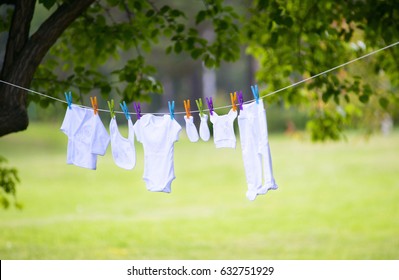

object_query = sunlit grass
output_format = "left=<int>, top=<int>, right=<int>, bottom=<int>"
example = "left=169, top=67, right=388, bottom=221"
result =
left=0, top=122, right=398, bottom=259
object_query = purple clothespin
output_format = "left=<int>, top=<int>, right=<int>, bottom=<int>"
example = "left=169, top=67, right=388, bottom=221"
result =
left=237, top=91, right=244, bottom=111
left=134, top=102, right=141, bottom=120
left=206, top=97, right=214, bottom=115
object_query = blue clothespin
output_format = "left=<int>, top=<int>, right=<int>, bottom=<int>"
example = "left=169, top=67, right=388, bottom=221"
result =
left=237, top=91, right=244, bottom=110
left=119, top=101, right=130, bottom=120
left=168, top=100, right=175, bottom=120
left=251, top=84, right=259, bottom=104
left=134, top=102, right=141, bottom=120
left=64, top=91, right=72, bottom=109
left=206, top=97, right=214, bottom=115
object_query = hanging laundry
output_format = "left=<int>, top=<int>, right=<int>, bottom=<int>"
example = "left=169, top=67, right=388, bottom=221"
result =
left=133, top=114, right=182, bottom=193
left=199, top=114, right=210, bottom=141
left=60, top=105, right=110, bottom=170
left=109, top=117, right=136, bottom=170
left=183, top=99, right=199, bottom=142
left=238, top=100, right=278, bottom=201
left=184, top=115, right=199, bottom=142
left=210, top=109, right=237, bottom=148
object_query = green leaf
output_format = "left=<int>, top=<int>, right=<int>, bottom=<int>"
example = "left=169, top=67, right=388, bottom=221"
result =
left=196, top=10, right=207, bottom=24
left=204, top=55, right=215, bottom=68
left=359, top=94, right=369, bottom=103
left=191, top=48, right=204, bottom=59
left=379, top=97, right=389, bottom=109
left=146, top=10, right=155, bottom=17
left=160, top=5, right=170, bottom=15
left=39, top=0, right=56, bottom=10
left=174, top=41, right=182, bottom=53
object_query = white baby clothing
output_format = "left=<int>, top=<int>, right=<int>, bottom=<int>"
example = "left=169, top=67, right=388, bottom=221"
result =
left=109, top=117, right=136, bottom=170
left=199, top=114, right=210, bottom=141
left=184, top=115, right=199, bottom=142
left=134, top=114, right=182, bottom=193
left=210, top=109, right=237, bottom=148
left=61, top=105, right=110, bottom=170
left=238, top=101, right=277, bottom=201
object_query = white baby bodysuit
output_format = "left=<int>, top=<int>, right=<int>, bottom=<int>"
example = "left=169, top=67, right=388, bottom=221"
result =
left=209, top=109, right=237, bottom=148
left=134, top=114, right=182, bottom=193
left=184, top=115, right=199, bottom=142
left=61, top=105, right=110, bottom=170
left=199, top=114, right=210, bottom=141
left=109, top=117, right=136, bottom=170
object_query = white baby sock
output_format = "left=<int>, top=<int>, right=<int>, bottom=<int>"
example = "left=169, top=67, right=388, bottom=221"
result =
left=199, top=114, right=210, bottom=141
left=184, top=115, right=199, bottom=142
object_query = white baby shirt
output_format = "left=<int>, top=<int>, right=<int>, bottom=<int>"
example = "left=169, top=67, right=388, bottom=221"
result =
left=109, top=117, right=136, bottom=170
left=61, top=105, right=110, bottom=170
left=134, top=114, right=182, bottom=193
left=209, top=109, right=238, bottom=148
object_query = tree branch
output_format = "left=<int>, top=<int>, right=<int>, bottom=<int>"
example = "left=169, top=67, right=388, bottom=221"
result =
left=0, top=0, right=35, bottom=77
left=0, top=0, right=95, bottom=136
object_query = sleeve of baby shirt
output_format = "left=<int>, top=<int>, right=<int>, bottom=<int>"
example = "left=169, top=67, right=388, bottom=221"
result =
left=169, top=118, right=182, bottom=143
left=60, top=107, right=72, bottom=136
left=228, top=109, right=238, bottom=122
left=133, top=119, right=142, bottom=143
left=91, top=114, right=110, bottom=156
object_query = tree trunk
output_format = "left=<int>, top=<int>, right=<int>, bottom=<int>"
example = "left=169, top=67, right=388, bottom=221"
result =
left=0, top=0, right=95, bottom=137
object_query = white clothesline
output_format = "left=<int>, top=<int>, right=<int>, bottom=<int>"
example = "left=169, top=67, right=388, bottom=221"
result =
left=1, top=40, right=399, bottom=116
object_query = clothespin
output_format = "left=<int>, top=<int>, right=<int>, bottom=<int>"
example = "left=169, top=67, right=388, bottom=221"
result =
left=133, top=102, right=141, bottom=120
left=195, top=98, right=205, bottom=117
left=168, top=100, right=175, bottom=120
left=107, top=99, right=115, bottom=118
left=206, top=97, right=214, bottom=115
left=230, top=92, right=237, bottom=111
left=237, top=90, right=244, bottom=110
left=90, top=96, right=98, bottom=115
left=64, top=91, right=72, bottom=109
left=183, top=99, right=191, bottom=118
left=251, top=84, right=259, bottom=104
left=119, top=101, right=130, bottom=120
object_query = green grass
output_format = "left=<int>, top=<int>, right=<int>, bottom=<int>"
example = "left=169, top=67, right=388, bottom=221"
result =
left=0, top=122, right=398, bottom=259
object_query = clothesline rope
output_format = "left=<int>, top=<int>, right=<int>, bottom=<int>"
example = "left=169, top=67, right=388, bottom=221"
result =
left=1, top=40, right=399, bottom=116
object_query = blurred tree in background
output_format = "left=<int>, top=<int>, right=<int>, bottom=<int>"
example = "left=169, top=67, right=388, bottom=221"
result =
left=244, top=0, right=399, bottom=140
left=1, top=0, right=398, bottom=138
left=1, top=0, right=399, bottom=207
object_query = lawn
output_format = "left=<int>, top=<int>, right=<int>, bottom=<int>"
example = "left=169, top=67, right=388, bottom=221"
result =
left=0, top=121, right=398, bottom=259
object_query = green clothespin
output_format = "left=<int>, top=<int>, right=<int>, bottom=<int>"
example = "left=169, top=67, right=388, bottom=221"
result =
left=107, top=99, right=115, bottom=118
left=195, top=98, right=205, bottom=117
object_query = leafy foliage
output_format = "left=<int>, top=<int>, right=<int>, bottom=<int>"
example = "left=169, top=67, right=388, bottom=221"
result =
left=31, top=0, right=240, bottom=104
left=0, top=156, right=21, bottom=209
left=244, top=0, right=399, bottom=140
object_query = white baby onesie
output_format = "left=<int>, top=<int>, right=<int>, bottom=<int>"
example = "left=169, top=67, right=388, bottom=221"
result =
left=61, top=105, right=110, bottom=170
left=199, top=114, right=210, bottom=141
left=109, top=117, right=136, bottom=170
left=209, top=109, right=237, bottom=148
left=184, top=115, right=199, bottom=142
left=238, top=101, right=277, bottom=201
left=134, top=114, right=182, bottom=193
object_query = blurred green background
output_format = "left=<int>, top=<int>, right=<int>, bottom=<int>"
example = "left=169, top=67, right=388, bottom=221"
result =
left=0, top=121, right=398, bottom=259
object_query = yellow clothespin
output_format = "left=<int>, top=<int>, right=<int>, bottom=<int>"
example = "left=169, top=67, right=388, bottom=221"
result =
left=183, top=99, right=191, bottom=118
left=90, top=96, right=98, bottom=115
left=230, top=92, right=237, bottom=111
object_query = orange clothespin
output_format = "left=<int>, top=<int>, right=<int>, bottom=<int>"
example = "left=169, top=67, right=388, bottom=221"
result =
left=230, top=92, right=237, bottom=111
left=183, top=99, right=191, bottom=118
left=90, top=96, right=98, bottom=115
